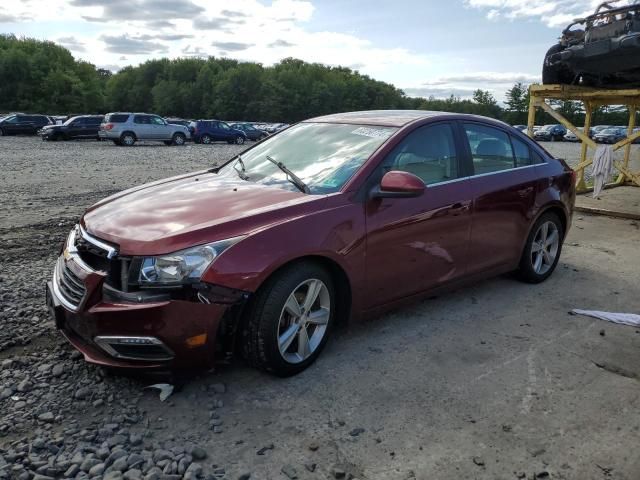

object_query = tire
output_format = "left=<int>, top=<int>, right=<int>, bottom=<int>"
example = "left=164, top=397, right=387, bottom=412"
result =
left=172, top=133, right=186, bottom=146
left=516, top=212, right=564, bottom=284
left=0, top=128, right=4, bottom=136
left=201, top=134, right=212, bottom=144
left=242, top=261, right=335, bottom=376
left=120, top=132, right=136, bottom=146
left=542, top=43, right=574, bottom=85
left=235, top=135, right=245, bottom=145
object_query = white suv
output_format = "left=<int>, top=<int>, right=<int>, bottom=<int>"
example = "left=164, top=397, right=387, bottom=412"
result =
left=99, top=113, right=191, bottom=146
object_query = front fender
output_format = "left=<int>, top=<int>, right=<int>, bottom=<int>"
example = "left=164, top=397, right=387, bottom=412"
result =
left=200, top=197, right=366, bottom=312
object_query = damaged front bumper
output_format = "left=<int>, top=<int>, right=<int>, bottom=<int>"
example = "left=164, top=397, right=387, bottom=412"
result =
left=46, top=230, right=249, bottom=369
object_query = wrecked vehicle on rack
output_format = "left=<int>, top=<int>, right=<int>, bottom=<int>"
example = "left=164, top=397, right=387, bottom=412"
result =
left=543, top=1, right=640, bottom=88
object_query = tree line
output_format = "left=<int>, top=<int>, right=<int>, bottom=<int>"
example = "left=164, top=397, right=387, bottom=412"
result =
left=0, top=34, right=635, bottom=126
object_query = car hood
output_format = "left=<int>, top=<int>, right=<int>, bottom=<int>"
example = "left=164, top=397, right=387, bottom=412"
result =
left=82, top=170, right=324, bottom=256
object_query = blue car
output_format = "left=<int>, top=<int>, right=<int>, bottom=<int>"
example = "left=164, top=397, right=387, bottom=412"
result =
left=189, top=120, right=247, bottom=145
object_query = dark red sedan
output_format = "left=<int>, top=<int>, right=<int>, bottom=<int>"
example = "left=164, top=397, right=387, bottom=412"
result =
left=47, top=110, right=575, bottom=376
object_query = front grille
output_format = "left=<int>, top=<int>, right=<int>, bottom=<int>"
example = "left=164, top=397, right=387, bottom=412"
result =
left=55, top=257, right=86, bottom=308
left=74, top=227, right=127, bottom=290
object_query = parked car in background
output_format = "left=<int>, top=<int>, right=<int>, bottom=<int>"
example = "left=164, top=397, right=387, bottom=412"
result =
left=189, top=120, right=247, bottom=144
left=230, top=122, right=269, bottom=141
left=165, top=118, right=192, bottom=128
left=47, top=110, right=575, bottom=376
left=513, top=124, right=527, bottom=131
left=41, top=115, right=104, bottom=141
left=534, top=124, right=567, bottom=141
left=99, top=113, right=191, bottom=146
left=589, top=125, right=613, bottom=138
left=593, top=127, right=627, bottom=144
left=563, top=127, right=583, bottom=142
left=0, top=114, right=52, bottom=136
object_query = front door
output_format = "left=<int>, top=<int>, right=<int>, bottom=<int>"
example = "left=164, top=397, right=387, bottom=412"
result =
left=460, top=122, right=540, bottom=274
left=365, top=122, right=472, bottom=308
left=150, top=115, right=169, bottom=139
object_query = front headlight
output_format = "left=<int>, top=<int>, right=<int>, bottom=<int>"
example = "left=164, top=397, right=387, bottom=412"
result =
left=137, top=236, right=244, bottom=286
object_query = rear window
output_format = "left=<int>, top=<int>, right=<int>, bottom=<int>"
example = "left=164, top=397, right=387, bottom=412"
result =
left=105, top=114, right=130, bottom=123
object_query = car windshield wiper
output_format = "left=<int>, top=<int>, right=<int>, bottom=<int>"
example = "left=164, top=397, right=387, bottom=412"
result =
left=233, top=155, right=249, bottom=180
left=265, top=155, right=310, bottom=194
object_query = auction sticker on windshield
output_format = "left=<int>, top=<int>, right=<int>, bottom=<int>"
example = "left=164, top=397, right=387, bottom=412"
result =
left=351, top=127, right=394, bottom=139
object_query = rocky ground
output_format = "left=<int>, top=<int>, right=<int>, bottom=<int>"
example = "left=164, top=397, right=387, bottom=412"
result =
left=1, top=136, right=640, bottom=480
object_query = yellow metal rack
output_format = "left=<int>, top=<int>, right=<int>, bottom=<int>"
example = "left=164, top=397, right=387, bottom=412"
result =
left=527, top=84, right=640, bottom=193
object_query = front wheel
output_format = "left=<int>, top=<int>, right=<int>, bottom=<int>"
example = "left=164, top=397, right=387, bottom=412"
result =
left=235, top=135, right=245, bottom=145
left=242, top=262, right=335, bottom=376
left=201, top=134, right=212, bottom=144
left=517, top=212, right=564, bottom=283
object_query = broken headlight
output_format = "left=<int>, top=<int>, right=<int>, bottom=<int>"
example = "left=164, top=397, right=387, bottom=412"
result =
left=137, top=236, right=244, bottom=286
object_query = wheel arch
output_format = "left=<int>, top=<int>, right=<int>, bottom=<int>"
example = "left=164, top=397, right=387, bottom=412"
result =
left=517, top=201, right=569, bottom=262
left=252, top=254, right=353, bottom=327
left=120, top=130, right=137, bottom=140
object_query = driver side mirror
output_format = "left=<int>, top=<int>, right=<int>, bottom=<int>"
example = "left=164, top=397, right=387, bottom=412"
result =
left=370, top=171, right=425, bottom=199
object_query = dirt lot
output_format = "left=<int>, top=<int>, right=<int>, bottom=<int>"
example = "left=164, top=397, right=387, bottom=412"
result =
left=1, top=136, right=639, bottom=480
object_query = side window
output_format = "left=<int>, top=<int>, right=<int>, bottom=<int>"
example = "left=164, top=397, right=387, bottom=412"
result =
left=531, top=150, right=545, bottom=165
left=219, top=122, right=230, bottom=130
left=5, top=116, right=18, bottom=124
left=511, top=136, right=532, bottom=167
left=151, top=116, right=165, bottom=125
left=382, top=123, right=459, bottom=185
left=463, top=123, right=515, bottom=175
left=134, top=115, right=149, bottom=124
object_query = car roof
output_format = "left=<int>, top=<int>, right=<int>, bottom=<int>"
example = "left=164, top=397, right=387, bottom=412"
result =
left=304, top=110, right=511, bottom=128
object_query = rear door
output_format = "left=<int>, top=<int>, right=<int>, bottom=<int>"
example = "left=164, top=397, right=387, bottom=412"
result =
left=365, top=122, right=473, bottom=307
left=460, top=122, right=540, bottom=274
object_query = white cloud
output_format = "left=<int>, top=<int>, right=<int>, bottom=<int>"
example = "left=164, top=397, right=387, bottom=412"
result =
left=465, top=0, right=634, bottom=27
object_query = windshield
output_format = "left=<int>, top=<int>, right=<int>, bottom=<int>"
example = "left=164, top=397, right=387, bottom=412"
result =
left=601, top=128, right=620, bottom=134
left=220, top=122, right=397, bottom=194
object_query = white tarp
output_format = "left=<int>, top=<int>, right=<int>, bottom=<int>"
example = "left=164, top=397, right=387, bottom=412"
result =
left=571, top=309, right=640, bottom=327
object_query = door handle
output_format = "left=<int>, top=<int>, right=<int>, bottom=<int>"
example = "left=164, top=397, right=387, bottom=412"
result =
left=450, top=202, right=469, bottom=216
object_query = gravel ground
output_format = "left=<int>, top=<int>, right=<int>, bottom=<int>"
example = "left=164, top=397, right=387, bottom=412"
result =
left=1, top=136, right=640, bottom=480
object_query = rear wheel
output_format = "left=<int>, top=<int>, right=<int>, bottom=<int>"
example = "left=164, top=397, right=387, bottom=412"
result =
left=242, top=262, right=335, bottom=376
left=120, top=132, right=136, bottom=146
left=172, top=133, right=186, bottom=146
left=517, top=212, right=564, bottom=283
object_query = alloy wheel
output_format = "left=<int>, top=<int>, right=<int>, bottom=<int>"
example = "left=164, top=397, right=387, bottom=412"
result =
left=201, top=135, right=211, bottom=144
left=531, top=221, right=559, bottom=275
left=236, top=136, right=245, bottom=145
left=122, top=135, right=134, bottom=146
left=277, top=279, right=331, bottom=364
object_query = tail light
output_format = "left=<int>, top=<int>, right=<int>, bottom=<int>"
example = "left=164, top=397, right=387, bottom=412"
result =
left=103, top=123, right=114, bottom=131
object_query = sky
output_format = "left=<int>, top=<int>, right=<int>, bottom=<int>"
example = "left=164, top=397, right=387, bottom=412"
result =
left=0, top=0, right=621, bottom=102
